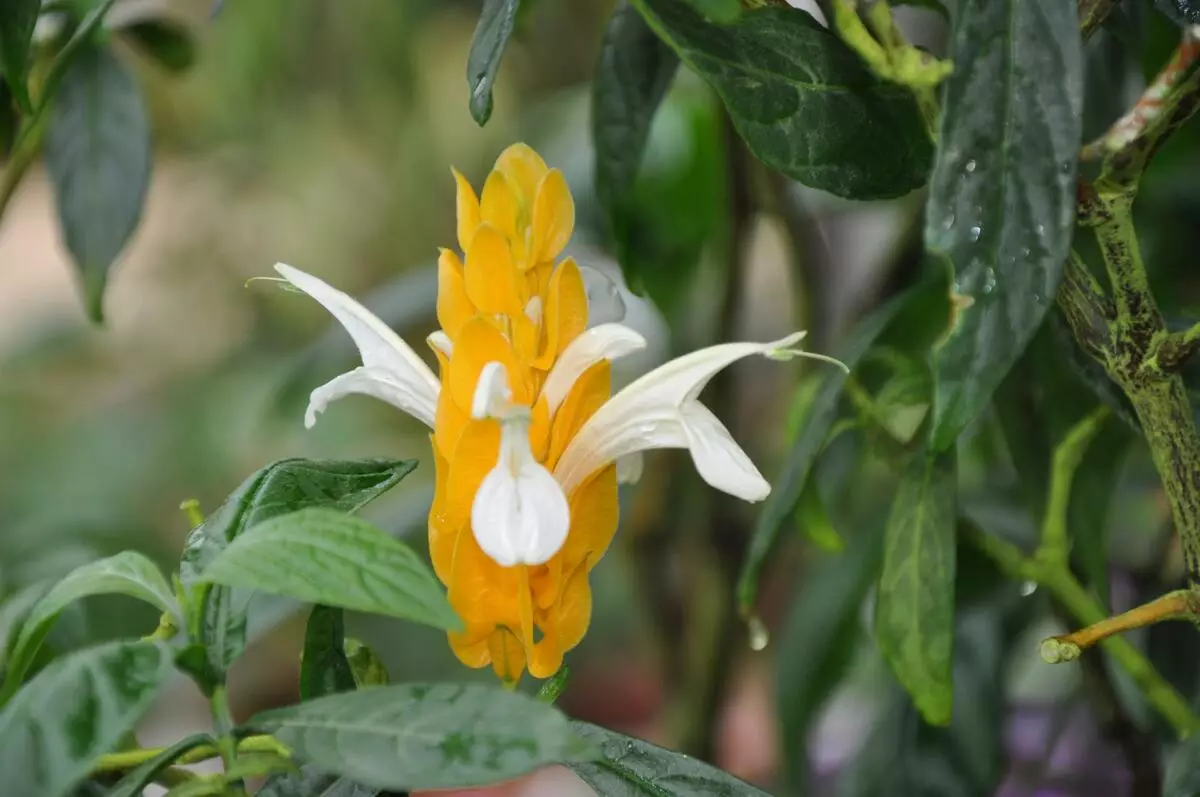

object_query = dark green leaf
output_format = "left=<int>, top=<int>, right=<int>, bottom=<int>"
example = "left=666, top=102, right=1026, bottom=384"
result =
left=178, top=458, right=416, bottom=682
left=593, top=0, right=679, bottom=253
left=795, top=480, right=844, bottom=553
left=344, top=638, right=390, bottom=688
left=0, top=0, right=39, bottom=111
left=121, top=20, right=196, bottom=73
left=875, top=445, right=957, bottom=726
left=926, top=0, right=1083, bottom=450
left=0, top=551, right=178, bottom=705
left=301, top=605, right=356, bottom=700
left=778, top=521, right=884, bottom=791
left=466, top=0, right=521, bottom=125
left=632, top=0, right=932, bottom=199
left=200, top=508, right=460, bottom=632
left=258, top=765, right=381, bottom=797
left=44, top=42, right=152, bottom=323
left=248, top=683, right=592, bottom=791
left=685, top=0, right=740, bottom=24
left=1166, top=732, right=1200, bottom=797
left=569, top=722, right=770, bottom=796
left=0, top=640, right=173, bottom=797
left=0, top=81, right=18, bottom=157
left=106, top=734, right=214, bottom=797
left=738, top=290, right=914, bottom=615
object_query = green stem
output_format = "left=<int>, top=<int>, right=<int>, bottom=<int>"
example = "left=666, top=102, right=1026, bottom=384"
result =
left=1037, top=407, right=1109, bottom=568
left=90, top=735, right=286, bottom=774
left=210, top=684, right=239, bottom=770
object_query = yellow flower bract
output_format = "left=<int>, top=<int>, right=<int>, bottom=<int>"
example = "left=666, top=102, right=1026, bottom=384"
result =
left=430, top=144, right=617, bottom=683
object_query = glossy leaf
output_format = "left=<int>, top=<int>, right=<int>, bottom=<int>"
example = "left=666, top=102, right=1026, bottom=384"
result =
left=258, top=765, right=381, bottom=797
left=632, top=0, right=932, bottom=199
left=248, top=683, right=593, bottom=791
left=121, top=20, right=196, bottom=73
left=778, top=522, right=884, bottom=790
left=300, top=605, right=356, bottom=700
left=0, top=640, right=173, bottom=797
left=44, top=42, right=152, bottom=323
left=569, top=722, right=769, bottom=796
left=0, top=0, right=39, bottom=110
left=593, top=0, right=679, bottom=254
left=739, top=290, right=913, bottom=616
left=178, top=458, right=416, bottom=680
left=466, top=0, right=521, bottom=125
left=926, top=0, right=1083, bottom=451
left=875, top=446, right=958, bottom=726
left=200, top=508, right=460, bottom=631
left=0, top=551, right=178, bottom=705
left=106, top=734, right=214, bottom=797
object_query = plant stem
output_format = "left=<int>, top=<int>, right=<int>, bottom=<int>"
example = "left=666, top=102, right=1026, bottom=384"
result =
left=1077, top=0, right=1120, bottom=41
left=1047, top=589, right=1193, bottom=652
left=90, top=735, right=286, bottom=774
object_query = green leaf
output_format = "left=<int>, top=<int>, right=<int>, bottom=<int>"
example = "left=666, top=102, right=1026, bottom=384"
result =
left=300, top=605, right=356, bottom=700
left=593, top=0, right=679, bottom=255
left=106, top=734, right=214, bottom=797
left=568, top=722, right=770, bottom=796
left=795, top=480, right=844, bottom=553
left=738, top=290, right=914, bottom=616
left=874, top=445, right=957, bottom=726
left=777, top=522, right=884, bottom=791
left=0, top=80, right=18, bottom=157
left=248, top=683, right=593, bottom=791
left=685, top=0, right=741, bottom=24
left=44, top=41, right=152, bottom=323
left=200, top=508, right=460, bottom=632
left=0, top=640, right=173, bottom=797
left=0, top=0, right=39, bottom=111
left=0, top=551, right=178, bottom=705
left=258, top=765, right=381, bottom=797
left=121, top=20, right=196, bottom=73
left=1166, top=718, right=1200, bottom=796
left=926, top=0, right=1083, bottom=451
left=344, top=638, right=389, bottom=688
left=178, top=458, right=416, bottom=683
left=632, top=0, right=932, bottom=199
left=466, top=0, right=521, bottom=126
left=0, top=581, right=50, bottom=668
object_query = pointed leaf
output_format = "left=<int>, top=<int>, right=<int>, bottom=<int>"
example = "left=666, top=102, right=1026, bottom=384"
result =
left=739, top=290, right=913, bottom=615
left=247, top=683, right=593, bottom=791
left=631, top=0, right=932, bottom=199
left=200, top=508, right=460, bottom=632
left=300, top=605, right=356, bottom=700
left=593, top=1, right=679, bottom=245
left=0, top=0, right=39, bottom=110
left=45, top=42, right=152, bottom=323
left=0, top=640, right=173, bottom=797
left=466, top=0, right=521, bottom=125
left=875, top=446, right=957, bottom=725
left=178, top=458, right=416, bottom=683
left=106, top=733, right=214, bottom=797
left=0, top=551, right=178, bottom=705
left=568, top=722, right=769, bottom=796
left=926, top=0, right=1083, bottom=450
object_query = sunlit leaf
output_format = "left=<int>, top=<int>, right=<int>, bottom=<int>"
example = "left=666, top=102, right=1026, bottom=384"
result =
left=875, top=445, right=957, bottom=725
left=44, top=42, right=152, bottom=323
left=0, top=551, right=178, bottom=705
left=200, top=508, right=460, bottom=632
left=569, top=722, right=769, bottom=796
left=926, top=0, right=1083, bottom=450
left=0, top=641, right=173, bottom=797
left=632, top=0, right=932, bottom=199
left=178, top=458, right=416, bottom=686
left=248, top=683, right=593, bottom=791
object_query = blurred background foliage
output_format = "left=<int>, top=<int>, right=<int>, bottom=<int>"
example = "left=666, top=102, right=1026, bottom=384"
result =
left=4, top=0, right=1200, bottom=795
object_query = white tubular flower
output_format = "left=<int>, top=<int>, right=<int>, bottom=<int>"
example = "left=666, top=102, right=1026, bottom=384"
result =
left=553, top=330, right=847, bottom=502
left=470, top=362, right=571, bottom=567
left=274, top=264, right=441, bottom=429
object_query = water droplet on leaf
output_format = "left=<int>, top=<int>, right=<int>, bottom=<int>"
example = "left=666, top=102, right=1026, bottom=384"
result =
left=969, top=224, right=982, bottom=242
left=965, top=159, right=977, bottom=173
left=748, top=615, right=770, bottom=651
left=1020, top=580, right=1037, bottom=596
left=982, top=267, right=996, bottom=294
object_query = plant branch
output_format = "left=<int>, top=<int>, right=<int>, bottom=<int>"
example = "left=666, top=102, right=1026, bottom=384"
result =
left=1037, top=407, right=1110, bottom=568
left=1078, top=0, right=1120, bottom=41
left=90, top=735, right=287, bottom=775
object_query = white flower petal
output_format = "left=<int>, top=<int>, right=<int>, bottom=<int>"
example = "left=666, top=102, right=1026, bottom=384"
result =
left=427, top=330, right=453, bottom=357
left=554, top=331, right=830, bottom=499
left=472, top=361, right=513, bottom=420
left=616, top=453, right=644, bottom=485
left=305, top=366, right=438, bottom=429
left=275, top=263, right=439, bottom=427
left=472, top=420, right=570, bottom=566
left=541, top=323, right=647, bottom=416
